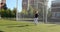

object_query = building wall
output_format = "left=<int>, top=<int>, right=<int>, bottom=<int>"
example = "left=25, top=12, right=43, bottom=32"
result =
left=22, top=0, right=48, bottom=11
left=22, top=0, right=28, bottom=10
left=0, top=0, right=6, bottom=9
left=51, top=0, right=60, bottom=12
left=51, top=0, right=60, bottom=18
left=22, top=0, right=35, bottom=10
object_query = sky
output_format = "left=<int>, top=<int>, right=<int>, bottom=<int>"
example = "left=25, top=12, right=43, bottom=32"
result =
left=48, top=0, right=51, bottom=8
left=48, top=0, right=54, bottom=8
left=6, top=0, right=53, bottom=12
left=6, top=0, right=22, bottom=12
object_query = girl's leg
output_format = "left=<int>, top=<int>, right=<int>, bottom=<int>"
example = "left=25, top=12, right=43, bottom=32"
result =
left=37, top=18, right=38, bottom=24
left=34, top=18, right=36, bottom=25
left=34, top=18, right=38, bottom=25
left=36, top=18, right=38, bottom=24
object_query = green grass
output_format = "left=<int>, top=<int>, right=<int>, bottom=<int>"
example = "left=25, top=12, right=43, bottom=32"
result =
left=0, top=19, right=60, bottom=32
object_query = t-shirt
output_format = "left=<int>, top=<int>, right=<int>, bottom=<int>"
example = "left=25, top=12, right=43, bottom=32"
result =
left=34, top=13, right=39, bottom=18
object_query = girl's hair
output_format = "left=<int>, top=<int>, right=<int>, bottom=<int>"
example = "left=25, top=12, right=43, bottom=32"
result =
left=33, top=8, right=38, bottom=14
left=36, top=11, right=38, bottom=12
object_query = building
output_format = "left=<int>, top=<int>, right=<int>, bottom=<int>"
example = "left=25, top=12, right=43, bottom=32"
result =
left=34, top=0, right=48, bottom=11
left=22, top=0, right=28, bottom=10
left=22, top=0, right=48, bottom=18
left=22, top=0, right=48, bottom=11
left=0, top=0, right=7, bottom=9
left=22, top=0, right=35, bottom=10
left=51, top=0, right=60, bottom=19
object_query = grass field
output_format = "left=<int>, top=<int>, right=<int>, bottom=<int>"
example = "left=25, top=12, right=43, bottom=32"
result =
left=0, top=19, right=60, bottom=32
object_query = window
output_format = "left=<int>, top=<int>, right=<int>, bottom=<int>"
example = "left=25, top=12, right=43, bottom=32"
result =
left=56, top=12, right=60, bottom=17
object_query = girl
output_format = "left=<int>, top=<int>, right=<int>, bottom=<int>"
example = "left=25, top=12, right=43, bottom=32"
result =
left=34, top=11, right=39, bottom=25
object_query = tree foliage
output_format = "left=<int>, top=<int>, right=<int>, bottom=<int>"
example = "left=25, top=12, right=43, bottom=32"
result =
left=20, top=6, right=34, bottom=18
left=0, top=8, right=16, bottom=18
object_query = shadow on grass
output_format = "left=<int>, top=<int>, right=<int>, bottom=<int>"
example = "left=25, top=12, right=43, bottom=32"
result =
left=0, top=31, right=4, bottom=32
left=0, top=23, right=34, bottom=26
left=7, top=24, right=34, bottom=28
left=0, top=24, right=21, bottom=26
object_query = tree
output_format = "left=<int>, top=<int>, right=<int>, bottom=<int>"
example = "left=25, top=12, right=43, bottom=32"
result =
left=47, top=8, right=52, bottom=18
left=12, top=8, right=17, bottom=17
left=20, top=9, right=28, bottom=18
left=28, top=6, right=34, bottom=18
left=3, top=4, right=7, bottom=10
left=1, top=8, right=11, bottom=17
left=6, top=9, right=11, bottom=17
left=0, top=3, right=8, bottom=18
left=20, top=6, right=34, bottom=18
